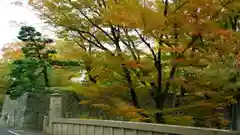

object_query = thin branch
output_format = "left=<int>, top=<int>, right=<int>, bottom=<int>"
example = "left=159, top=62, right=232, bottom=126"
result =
left=71, top=38, right=87, bottom=51
left=110, top=25, right=120, bottom=47
left=69, top=0, right=115, bottom=42
left=120, top=38, right=138, bottom=60
left=123, top=28, right=140, bottom=60
left=164, top=0, right=169, bottom=17
left=172, top=0, right=189, bottom=13
left=164, top=34, right=200, bottom=95
left=67, top=26, right=112, bottom=53
left=135, top=30, right=157, bottom=61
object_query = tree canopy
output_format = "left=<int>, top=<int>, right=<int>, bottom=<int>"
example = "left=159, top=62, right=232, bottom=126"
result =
left=2, top=0, right=240, bottom=129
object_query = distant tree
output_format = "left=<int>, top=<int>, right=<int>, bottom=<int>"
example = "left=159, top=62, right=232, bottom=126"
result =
left=7, top=26, right=56, bottom=99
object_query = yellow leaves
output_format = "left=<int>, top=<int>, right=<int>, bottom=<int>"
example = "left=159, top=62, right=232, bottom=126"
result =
left=183, top=115, right=193, bottom=120
left=0, top=61, right=10, bottom=93
left=79, top=95, right=146, bottom=121
left=201, top=90, right=221, bottom=99
left=108, top=84, right=129, bottom=93
left=113, top=99, right=142, bottom=113
left=75, top=83, right=129, bottom=105
left=109, top=98, right=144, bottom=120
left=224, top=96, right=237, bottom=105
left=83, top=88, right=102, bottom=98
left=49, top=67, right=76, bottom=87
left=174, top=101, right=216, bottom=112
left=140, top=6, right=165, bottom=32
left=92, top=104, right=111, bottom=110
left=227, top=0, right=240, bottom=11
left=103, top=0, right=142, bottom=28
left=162, top=46, right=185, bottom=53
left=103, top=53, right=123, bottom=66
left=103, top=0, right=165, bottom=31
left=164, top=115, right=194, bottom=126
left=194, top=101, right=215, bottom=109
left=29, top=0, right=240, bottom=127
left=79, top=100, right=92, bottom=105
left=53, top=40, right=87, bottom=61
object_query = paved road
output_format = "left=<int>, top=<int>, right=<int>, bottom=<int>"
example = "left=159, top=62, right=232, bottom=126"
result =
left=0, top=128, right=18, bottom=135
left=0, top=127, right=46, bottom=135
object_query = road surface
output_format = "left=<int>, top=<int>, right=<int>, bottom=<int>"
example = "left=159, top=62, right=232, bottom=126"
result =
left=0, top=128, right=19, bottom=135
left=0, top=127, right=46, bottom=135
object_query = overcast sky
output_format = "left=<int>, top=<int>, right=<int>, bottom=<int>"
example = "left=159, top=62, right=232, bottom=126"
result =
left=0, top=0, right=54, bottom=47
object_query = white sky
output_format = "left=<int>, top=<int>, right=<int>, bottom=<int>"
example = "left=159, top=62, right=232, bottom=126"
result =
left=0, top=0, right=54, bottom=48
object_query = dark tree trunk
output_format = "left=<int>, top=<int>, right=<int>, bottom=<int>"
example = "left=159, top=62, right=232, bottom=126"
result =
left=43, top=65, right=49, bottom=87
left=154, top=92, right=166, bottom=123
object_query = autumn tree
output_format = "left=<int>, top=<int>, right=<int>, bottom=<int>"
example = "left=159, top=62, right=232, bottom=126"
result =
left=29, top=0, right=240, bottom=128
left=2, top=42, right=25, bottom=61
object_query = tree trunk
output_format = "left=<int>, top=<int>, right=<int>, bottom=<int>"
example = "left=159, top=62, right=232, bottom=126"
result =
left=154, top=92, right=166, bottom=123
left=43, top=65, right=49, bottom=87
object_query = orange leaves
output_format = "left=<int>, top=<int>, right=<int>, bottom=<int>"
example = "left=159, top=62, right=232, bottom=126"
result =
left=236, top=52, right=240, bottom=69
left=215, top=29, right=232, bottom=38
left=222, top=119, right=230, bottom=127
left=2, top=42, right=24, bottom=60
left=192, top=30, right=202, bottom=36
left=109, top=98, right=144, bottom=120
left=123, top=60, right=143, bottom=68
left=171, top=58, right=186, bottom=64
left=196, top=101, right=214, bottom=108
left=183, top=115, right=193, bottom=120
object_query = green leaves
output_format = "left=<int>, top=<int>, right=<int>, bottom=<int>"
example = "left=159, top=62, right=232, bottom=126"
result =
left=6, top=26, right=55, bottom=99
left=18, top=26, right=42, bottom=41
left=8, top=59, right=45, bottom=99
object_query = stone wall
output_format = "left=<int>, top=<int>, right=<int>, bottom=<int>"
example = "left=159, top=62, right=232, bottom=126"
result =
left=0, top=92, right=50, bottom=129
left=61, top=92, right=82, bottom=118
left=23, top=94, right=50, bottom=129
left=0, top=93, right=28, bottom=128
left=236, top=102, right=240, bottom=130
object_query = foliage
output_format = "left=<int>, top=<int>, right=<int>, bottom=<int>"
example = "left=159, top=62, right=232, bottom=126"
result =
left=6, top=26, right=56, bottom=99
left=2, top=42, right=25, bottom=60
left=27, top=0, right=240, bottom=129
left=0, top=61, right=11, bottom=94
